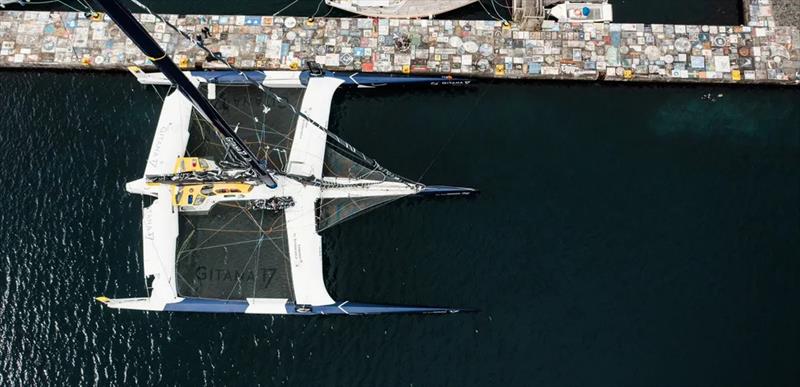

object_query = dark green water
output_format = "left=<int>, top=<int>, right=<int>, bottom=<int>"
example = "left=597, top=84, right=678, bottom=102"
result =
left=1, top=1, right=799, bottom=386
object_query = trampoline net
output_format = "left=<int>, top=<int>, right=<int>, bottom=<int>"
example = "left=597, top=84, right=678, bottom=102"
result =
left=176, top=202, right=293, bottom=299
left=172, top=83, right=417, bottom=299
left=316, top=127, right=416, bottom=232
left=188, top=83, right=305, bottom=173
left=176, top=84, right=302, bottom=300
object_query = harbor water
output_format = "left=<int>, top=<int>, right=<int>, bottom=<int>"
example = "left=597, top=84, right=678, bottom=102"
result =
left=0, top=1, right=798, bottom=385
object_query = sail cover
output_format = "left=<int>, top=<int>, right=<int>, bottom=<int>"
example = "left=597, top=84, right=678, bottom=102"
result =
left=174, top=82, right=416, bottom=301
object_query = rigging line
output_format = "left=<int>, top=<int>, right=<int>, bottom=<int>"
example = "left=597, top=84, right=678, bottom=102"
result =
left=240, top=208, right=291, bottom=258
left=16, top=0, right=60, bottom=4
left=490, top=0, right=510, bottom=23
left=174, top=228, right=196, bottom=264
left=192, top=228, right=267, bottom=234
left=183, top=213, right=197, bottom=229
left=239, top=207, right=296, bottom=300
left=217, top=202, right=246, bottom=208
left=222, top=234, right=263, bottom=302
left=243, top=205, right=288, bottom=237
left=75, top=0, right=95, bottom=13
left=190, top=223, right=288, bottom=235
left=243, top=83, right=258, bottom=138
left=272, top=0, right=299, bottom=16
left=492, top=0, right=514, bottom=11
left=316, top=196, right=405, bottom=226
left=201, top=88, right=278, bottom=146
left=175, top=270, right=200, bottom=296
left=250, top=208, right=266, bottom=297
left=309, top=0, right=325, bottom=19
left=416, top=83, right=493, bottom=182
left=188, top=114, right=211, bottom=155
left=476, top=0, right=501, bottom=21
left=17, top=0, right=62, bottom=5
left=149, top=83, right=165, bottom=103
left=178, top=238, right=268, bottom=253
left=210, top=93, right=273, bottom=133
left=195, top=208, right=247, bottom=248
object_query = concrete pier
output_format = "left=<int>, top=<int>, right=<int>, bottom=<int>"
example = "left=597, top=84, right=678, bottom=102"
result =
left=769, top=0, right=800, bottom=29
left=0, top=0, right=798, bottom=85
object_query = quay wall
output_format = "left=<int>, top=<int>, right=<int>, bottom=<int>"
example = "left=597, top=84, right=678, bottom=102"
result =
left=0, top=1, right=798, bottom=85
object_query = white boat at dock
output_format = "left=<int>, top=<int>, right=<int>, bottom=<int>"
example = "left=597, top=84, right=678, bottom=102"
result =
left=324, top=0, right=478, bottom=19
left=548, top=1, right=613, bottom=23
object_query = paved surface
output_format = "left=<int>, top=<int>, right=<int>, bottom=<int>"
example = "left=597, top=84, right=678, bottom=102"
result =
left=0, top=0, right=798, bottom=84
left=769, top=0, right=800, bottom=29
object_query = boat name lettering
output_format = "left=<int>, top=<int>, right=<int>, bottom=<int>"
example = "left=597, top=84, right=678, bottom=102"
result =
left=195, top=266, right=276, bottom=288
left=143, top=209, right=154, bottom=240
left=148, top=123, right=170, bottom=168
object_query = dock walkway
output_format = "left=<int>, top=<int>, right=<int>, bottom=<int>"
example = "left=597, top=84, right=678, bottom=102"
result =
left=0, top=0, right=797, bottom=84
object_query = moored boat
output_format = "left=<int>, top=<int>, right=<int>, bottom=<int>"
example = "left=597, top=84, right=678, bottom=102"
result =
left=324, top=0, right=478, bottom=19
left=548, top=1, right=613, bottom=23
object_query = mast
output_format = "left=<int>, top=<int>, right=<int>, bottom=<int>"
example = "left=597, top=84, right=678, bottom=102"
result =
left=94, top=0, right=277, bottom=188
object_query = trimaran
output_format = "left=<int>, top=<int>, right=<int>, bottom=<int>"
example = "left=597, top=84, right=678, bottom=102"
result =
left=94, top=0, right=476, bottom=315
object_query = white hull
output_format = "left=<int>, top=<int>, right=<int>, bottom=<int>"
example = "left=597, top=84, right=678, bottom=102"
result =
left=325, top=0, right=478, bottom=19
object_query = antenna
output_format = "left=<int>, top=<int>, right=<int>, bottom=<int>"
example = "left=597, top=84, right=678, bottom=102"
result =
left=94, top=0, right=278, bottom=188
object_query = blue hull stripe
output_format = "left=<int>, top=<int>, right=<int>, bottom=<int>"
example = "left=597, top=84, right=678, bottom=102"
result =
left=188, top=70, right=267, bottom=84
left=300, top=70, right=472, bottom=87
left=164, top=298, right=249, bottom=313
left=182, top=70, right=471, bottom=87
left=285, top=302, right=460, bottom=315
left=159, top=298, right=459, bottom=315
left=417, top=185, right=478, bottom=196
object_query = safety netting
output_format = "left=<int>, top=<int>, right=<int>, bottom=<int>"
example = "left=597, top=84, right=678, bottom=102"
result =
left=316, top=196, right=407, bottom=232
left=316, top=142, right=414, bottom=232
left=173, top=83, right=418, bottom=299
left=175, top=84, right=301, bottom=300
left=188, top=83, right=304, bottom=173
left=175, top=201, right=294, bottom=299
